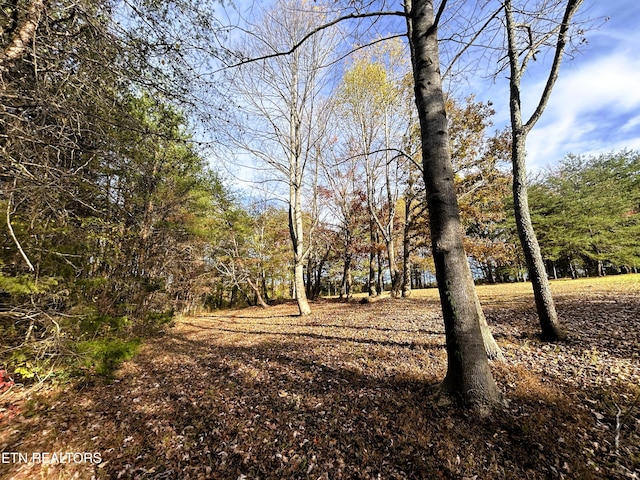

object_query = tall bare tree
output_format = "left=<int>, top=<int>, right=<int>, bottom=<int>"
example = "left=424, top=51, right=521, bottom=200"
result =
left=335, top=44, right=409, bottom=297
left=503, top=0, right=585, bottom=340
left=227, top=0, right=340, bottom=315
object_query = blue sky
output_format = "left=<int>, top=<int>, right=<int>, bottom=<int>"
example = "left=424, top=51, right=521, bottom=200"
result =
left=473, top=0, right=640, bottom=170
left=217, top=0, right=640, bottom=180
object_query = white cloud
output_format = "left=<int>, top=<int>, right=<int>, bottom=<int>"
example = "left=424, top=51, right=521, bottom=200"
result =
left=621, top=114, right=640, bottom=133
left=466, top=2, right=640, bottom=171
left=524, top=49, right=640, bottom=169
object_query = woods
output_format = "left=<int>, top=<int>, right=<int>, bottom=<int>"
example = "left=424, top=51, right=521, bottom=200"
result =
left=1, top=0, right=639, bottom=467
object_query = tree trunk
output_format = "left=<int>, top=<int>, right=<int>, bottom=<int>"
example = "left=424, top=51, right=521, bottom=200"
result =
left=376, top=248, right=384, bottom=294
left=340, top=255, right=352, bottom=299
left=486, top=262, right=496, bottom=284
left=413, top=264, right=422, bottom=289
left=406, top=0, right=501, bottom=410
left=504, top=0, right=581, bottom=342
left=476, top=295, right=504, bottom=361
left=260, top=267, right=270, bottom=304
left=387, top=238, right=402, bottom=297
left=312, top=250, right=328, bottom=299
left=368, top=220, right=378, bottom=296
left=230, top=285, right=238, bottom=307
left=306, top=256, right=313, bottom=299
left=246, top=278, right=269, bottom=309
left=512, top=134, right=566, bottom=341
left=0, top=0, right=46, bottom=73
left=289, top=196, right=311, bottom=315
left=402, top=199, right=412, bottom=298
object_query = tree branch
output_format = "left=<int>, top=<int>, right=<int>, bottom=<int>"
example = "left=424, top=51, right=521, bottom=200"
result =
left=434, top=0, right=449, bottom=30
left=224, top=10, right=407, bottom=70
left=6, top=181, right=35, bottom=272
left=442, top=5, right=502, bottom=79
left=524, top=0, right=585, bottom=132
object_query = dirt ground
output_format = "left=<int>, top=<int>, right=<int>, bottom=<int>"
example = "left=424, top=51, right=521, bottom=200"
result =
left=1, top=275, right=639, bottom=479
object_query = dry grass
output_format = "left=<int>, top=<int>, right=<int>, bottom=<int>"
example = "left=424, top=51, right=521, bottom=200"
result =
left=1, top=275, right=639, bottom=479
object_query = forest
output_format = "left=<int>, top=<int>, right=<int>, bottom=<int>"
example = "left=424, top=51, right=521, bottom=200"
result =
left=1, top=0, right=639, bottom=478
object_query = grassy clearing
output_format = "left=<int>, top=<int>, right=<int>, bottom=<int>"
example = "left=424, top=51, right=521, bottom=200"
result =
left=1, top=274, right=638, bottom=479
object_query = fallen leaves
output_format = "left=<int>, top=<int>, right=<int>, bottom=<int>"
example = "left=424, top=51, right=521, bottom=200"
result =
left=0, top=276, right=639, bottom=479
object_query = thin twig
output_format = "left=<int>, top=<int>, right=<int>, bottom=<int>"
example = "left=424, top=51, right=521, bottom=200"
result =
left=6, top=179, right=35, bottom=271
left=614, top=402, right=621, bottom=454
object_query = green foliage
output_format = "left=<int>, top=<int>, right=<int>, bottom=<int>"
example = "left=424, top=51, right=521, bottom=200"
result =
left=0, top=0, right=249, bottom=385
left=80, top=314, right=130, bottom=336
left=139, top=310, right=175, bottom=335
left=76, top=338, right=141, bottom=377
left=0, top=274, right=40, bottom=296
left=9, top=352, right=45, bottom=380
left=529, top=150, right=640, bottom=275
left=0, top=271, right=58, bottom=297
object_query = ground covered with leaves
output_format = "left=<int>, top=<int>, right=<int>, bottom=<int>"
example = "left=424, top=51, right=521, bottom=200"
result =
left=1, top=275, right=639, bottom=479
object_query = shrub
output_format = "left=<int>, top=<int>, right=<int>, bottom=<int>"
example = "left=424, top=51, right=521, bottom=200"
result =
left=76, top=338, right=141, bottom=377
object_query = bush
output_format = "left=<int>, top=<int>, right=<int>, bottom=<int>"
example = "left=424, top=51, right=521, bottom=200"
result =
left=76, top=338, right=141, bottom=377
left=79, top=313, right=130, bottom=336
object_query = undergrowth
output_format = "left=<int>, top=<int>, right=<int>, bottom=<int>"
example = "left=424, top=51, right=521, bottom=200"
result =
left=0, top=271, right=173, bottom=384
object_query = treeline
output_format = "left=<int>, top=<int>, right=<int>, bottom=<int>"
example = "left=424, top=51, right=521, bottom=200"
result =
left=0, top=0, right=232, bottom=378
left=530, top=151, right=640, bottom=278
left=223, top=150, right=640, bottom=303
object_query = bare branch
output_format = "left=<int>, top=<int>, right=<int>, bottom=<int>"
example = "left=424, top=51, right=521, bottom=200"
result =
left=524, top=0, right=585, bottom=132
left=442, top=6, right=502, bottom=79
left=434, top=0, right=449, bottom=30
left=223, top=10, right=406, bottom=71
left=6, top=181, right=35, bottom=271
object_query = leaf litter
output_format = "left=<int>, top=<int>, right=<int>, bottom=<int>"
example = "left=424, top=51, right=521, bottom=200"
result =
left=1, top=277, right=639, bottom=479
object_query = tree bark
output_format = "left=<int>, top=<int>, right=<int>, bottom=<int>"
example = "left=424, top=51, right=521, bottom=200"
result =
left=504, top=0, right=581, bottom=341
left=387, top=237, right=402, bottom=297
left=406, top=0, right=501, bottom=410
left=376, top=248, right=384, bottom=294
left=289, top=199, right=311, bottom=315
left=402, top=197, right=412, bottom=298
left=368, top=220, right=378, bottom=296
left=246, top=277, right=269, bottom=309
left=340, top=254, right=352, bottom=299
left=0, top=0, right=46, bottom=73
left=477, top=294, right=504, bottom=360
left=287, top=52, right=312, bottom=316
left=511, top=135, right=565, bottom=340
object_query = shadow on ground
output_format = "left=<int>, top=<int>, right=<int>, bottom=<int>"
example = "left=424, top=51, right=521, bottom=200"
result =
left=1, top=292, right=639, bottom=479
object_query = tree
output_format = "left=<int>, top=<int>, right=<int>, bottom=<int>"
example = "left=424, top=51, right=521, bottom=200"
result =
left=320, top=157, right=369, bottom=299
left=529, top=151, right=640, bottom=276
left=405, top=0, right=501, bottom=408
left=212, top=205, right=271, bottom=308
left=503, top=0, right=584, bottom=341
left=448, top=97, right=514, bottom=284
left=335, top=47, right=410, bottom=297
left=0, top=0, right=233, bottom=374
left=227, top=0, right=340, bottom=315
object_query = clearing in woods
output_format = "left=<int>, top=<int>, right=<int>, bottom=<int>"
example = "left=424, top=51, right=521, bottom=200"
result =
left=1, top=275, right=639, bottom=479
